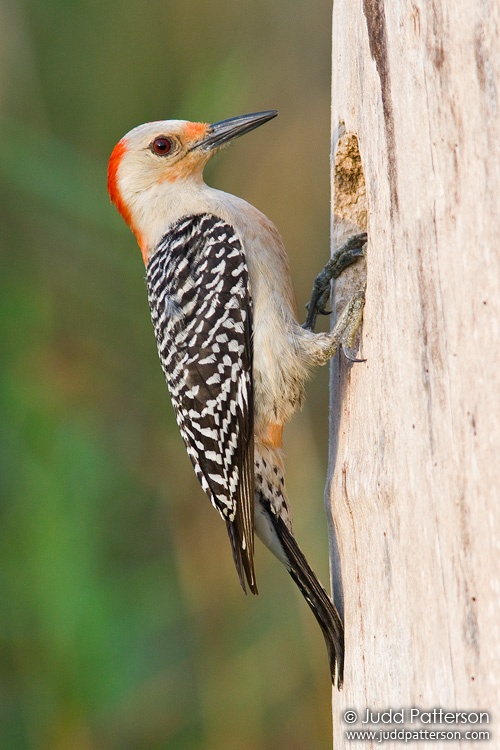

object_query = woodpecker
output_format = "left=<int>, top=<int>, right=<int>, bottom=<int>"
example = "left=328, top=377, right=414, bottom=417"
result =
left=108, top=110, right=365, bottom=689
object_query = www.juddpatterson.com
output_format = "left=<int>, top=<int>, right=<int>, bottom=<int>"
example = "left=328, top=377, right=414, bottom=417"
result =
left=344, top=728, right=490, bottom=743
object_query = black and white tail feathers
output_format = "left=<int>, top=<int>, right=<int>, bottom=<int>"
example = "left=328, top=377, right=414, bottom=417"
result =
left=260, top=495, right=344, bottom=689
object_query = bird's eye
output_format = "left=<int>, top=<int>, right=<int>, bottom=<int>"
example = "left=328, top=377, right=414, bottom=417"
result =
left=151, top=137, right=173, bottom=156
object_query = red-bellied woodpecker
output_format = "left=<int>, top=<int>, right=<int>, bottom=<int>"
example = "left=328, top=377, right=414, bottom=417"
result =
left=108, top=111, right=365, bottom=688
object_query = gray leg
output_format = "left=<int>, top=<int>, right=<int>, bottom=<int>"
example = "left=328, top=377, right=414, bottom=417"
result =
left=309, top=289, right=365, bottom=365
left=303, top=232, right=367, bottom=332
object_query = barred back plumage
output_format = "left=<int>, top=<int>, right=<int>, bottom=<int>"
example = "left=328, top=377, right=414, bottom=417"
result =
left=146, top=214, right=256, bottom=593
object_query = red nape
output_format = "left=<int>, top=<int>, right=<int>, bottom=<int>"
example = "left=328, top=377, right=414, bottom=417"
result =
left=107, top=139, right=132, bottom=227
left=107, top=139, right=147, bottom=262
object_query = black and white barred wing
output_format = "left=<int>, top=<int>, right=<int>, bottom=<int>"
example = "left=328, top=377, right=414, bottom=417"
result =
left=146, top=214, right=256, bottom=593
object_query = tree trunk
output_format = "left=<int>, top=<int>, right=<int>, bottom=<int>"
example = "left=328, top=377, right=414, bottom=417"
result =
left=329, top=2, right=500, bottom=747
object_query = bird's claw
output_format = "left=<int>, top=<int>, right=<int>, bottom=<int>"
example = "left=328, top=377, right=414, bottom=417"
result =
left=342, top=344, right=366, bottom=363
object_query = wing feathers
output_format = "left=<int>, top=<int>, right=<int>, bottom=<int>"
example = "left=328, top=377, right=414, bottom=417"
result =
left=146, top=213, right=256, bottom=593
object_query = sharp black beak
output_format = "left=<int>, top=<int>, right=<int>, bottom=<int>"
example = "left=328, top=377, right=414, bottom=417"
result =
left=192, top=110, right=278, bottom=151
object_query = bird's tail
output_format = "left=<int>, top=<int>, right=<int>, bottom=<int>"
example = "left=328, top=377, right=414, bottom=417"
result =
left=253, top=442, right=344, bottom=687
left=270, top=510, right=344, bottom=689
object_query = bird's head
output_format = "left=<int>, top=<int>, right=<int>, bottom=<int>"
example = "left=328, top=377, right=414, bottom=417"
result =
left=108, top=111, right=277, bottom=261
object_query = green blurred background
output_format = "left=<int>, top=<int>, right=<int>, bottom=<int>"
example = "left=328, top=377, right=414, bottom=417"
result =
left=0, top=1, right=337, bottom=748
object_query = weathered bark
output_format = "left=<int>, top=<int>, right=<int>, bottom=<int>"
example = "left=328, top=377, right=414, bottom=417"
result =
left=329, top=1, right=500, bottom=747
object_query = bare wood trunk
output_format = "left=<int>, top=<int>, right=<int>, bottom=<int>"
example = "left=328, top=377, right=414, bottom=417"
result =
left=328, top=2, right=500, bottom=747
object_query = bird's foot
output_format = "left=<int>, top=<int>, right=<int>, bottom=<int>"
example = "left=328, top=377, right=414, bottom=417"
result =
left=303, top=232, right=367, bottom=332
left=333, top=288, right=366, bottom=363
